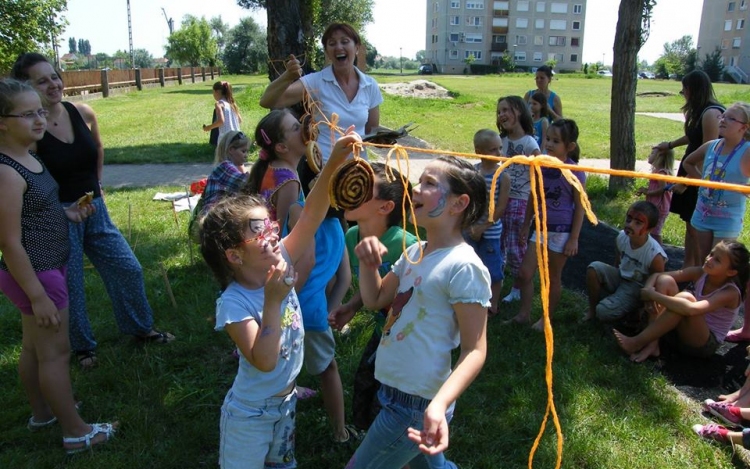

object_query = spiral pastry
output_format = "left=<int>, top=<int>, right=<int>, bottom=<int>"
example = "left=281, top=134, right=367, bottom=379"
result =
left=329, top=158, right=375, bottom=210
left=301, top=114, right=318, bottom=144
left=305, top=141, right=323, bottom=174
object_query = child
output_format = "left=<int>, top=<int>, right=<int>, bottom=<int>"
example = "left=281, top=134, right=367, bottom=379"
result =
left=244, top=109, right=305, bottom=224
left=496, top=95, right=541, bottom=304
left=203, top=81, right=242, bottom=139
left=507, top=119, right=586, bottom=331
left=189, top=131, right=250, bottom=242
left=285, top=186, right=353, bottom=444
left=614, top=240, right=749, bottom=363
left=328, top=163, right=418, bottom=432
left=0, top=79, right=116, bottom=453
left=529, top=91, right=551, bottom=149
left=583, top=201, right=668, bottom=323
left=465, top=129, right=510, bottom=316
left=199, top=127, right=359, bottom=468
left=346, top=155, right=491, bottom=469
left=682, top=103, right=750, bottom=343
left=636, top=146, right=675, bottom=246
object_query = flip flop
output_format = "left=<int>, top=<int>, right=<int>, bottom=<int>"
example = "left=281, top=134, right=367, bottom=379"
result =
left=137, top=330, right=175, bottom=344
left=725, top=331, right=750, bottom=343
left=75, top=350, right=97, bottom=370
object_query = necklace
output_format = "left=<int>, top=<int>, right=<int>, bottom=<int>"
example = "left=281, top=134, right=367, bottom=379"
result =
left=707, top=138, right=746, bottom=198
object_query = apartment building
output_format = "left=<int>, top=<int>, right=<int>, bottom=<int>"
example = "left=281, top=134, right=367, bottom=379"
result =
left=425, top=0, right=587, bottom=73
left=696, top=0, right=750, bottom=83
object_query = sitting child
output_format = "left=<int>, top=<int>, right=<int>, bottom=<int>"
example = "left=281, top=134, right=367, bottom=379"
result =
left=465, top=130, right=510, bottom=316
left=583, top=201, right=667, bottom=323
left=614, top=240, right=749, bottom=362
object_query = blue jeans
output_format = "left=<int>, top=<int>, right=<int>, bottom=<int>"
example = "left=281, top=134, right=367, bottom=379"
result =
left=66, top=197, right=154, bottom=351
left=219, top=388, right=297, bottom=469
left=346, top=385, right=457, bottom=469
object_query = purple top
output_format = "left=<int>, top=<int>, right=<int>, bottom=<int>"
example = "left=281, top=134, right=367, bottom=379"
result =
left=538, top=158, right=585, bottom=232
left=259, top=167, right=301, bottom=221
left=691, top=273, right=741, bottom=342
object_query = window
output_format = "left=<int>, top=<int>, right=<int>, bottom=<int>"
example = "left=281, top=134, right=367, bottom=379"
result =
left=572, top=21, right=581, bottom=30
left=494, top=1, right=509, bottom=9
left=570, top=53, right=578, bottom=62
left=494, top=35, right=506, bottom=43
left=493, top=17, right=509, bottom=27
left=742, top=0, right=748, bottom=10
left=571, top=37, right=580, bottom=47
left=450, top=50, right=459, bottom=59
left=573, top=3, right=582, bottom=13
left=466, top=16, right=483, bottom=26
left=450, top=16, right=460, bottom=25
left=549, top=20, right=567, bottom=30
left=534, top=35, right=544, bottom=46
left=551, top=2, right=568, bottom=13
left=738, top=19, right=745, bottom=29
left=516, top=18, right=529, bottom=28
left=537, top=1, right=546, bottom=12
left=535, top=19, right=545, bottom=28
left=450, top=33, right=460, bottom=42
left=725, top=20, right=733, bottom=31
left=548, top=36, right=566, bottom=46
left=548, top=52, right=563, bottom=62
left=517, top=1, right=529, bottom=11
left=434, top=1, right=439, bottom=12
left=516, top=35, right=528, bottom=45
left=465, top=50, right=483, bottom=60
left=451, top=1, right=460, bottom=7
left=432, top=18, right=437, bottom=28
left=466, top=1, right=484, bottom=8
left=465, top=33, right=483, bottom=43
left=533, top=52, right=543, bottom=62
left=514, top=51, right=527, bottom=62
left=733, top=37, right=742, bottom=48
left=729, top=2, right=736, bottom=11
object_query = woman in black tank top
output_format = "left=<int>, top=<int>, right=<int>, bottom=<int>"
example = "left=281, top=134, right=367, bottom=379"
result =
left=11, top=53, right=175, bottom=369
left=652, top=70, right=723, bottom=268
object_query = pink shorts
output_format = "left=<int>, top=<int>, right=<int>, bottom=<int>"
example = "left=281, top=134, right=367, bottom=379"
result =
left=0, top=266, right=68, bottom=315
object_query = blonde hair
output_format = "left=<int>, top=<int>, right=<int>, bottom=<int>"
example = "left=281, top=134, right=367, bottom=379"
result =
left=214, top=131, right=249, bottom=165
left=650, top=147, right=675, bottom=174
left=728, top=102, right=750, bottom=140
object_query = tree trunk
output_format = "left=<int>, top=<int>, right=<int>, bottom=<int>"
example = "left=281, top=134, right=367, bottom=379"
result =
left=266, top=0, right=315, bottom=81
left=609, top=0, right=645, bottom=191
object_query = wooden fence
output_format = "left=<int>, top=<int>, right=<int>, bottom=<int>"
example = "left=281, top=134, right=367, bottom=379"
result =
left=60, top=66, right=221, bottom=98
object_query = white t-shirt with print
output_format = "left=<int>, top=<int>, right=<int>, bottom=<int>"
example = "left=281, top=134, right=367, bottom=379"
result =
left=503, top=134, right=539, bottom=200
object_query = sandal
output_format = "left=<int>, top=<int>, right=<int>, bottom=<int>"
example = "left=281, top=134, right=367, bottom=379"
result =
left=63, top=422, right=117, bottom=455
left=28, top=401, right=82, bottom=432
left=137, top=330, right=175, bottom=344
left=75, top=350, right=97, bottom=370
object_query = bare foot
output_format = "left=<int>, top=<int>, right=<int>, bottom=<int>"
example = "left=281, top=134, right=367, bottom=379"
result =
left=502, top=313, right=530, bottom=326
left=613, top=329, right=640, bottom=355
left=630, top=340, right=660, bottom=363
left=724, top=329, right=750, bottom=343
left=531, top=319, right=545, bottom=332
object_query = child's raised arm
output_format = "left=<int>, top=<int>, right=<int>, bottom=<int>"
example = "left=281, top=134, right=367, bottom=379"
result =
left=354, top=236, right=399, bottom=311
left=408, top=301, right=487, bottom=455
left=0, top=167, right=60, bottom=330
left=284, top=127, right=360, bottom=264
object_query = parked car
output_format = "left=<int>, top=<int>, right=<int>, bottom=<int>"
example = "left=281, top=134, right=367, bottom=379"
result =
left=418, top=64, right=433, bottom=75
left=638, top=71, right=655, bottom=79
left=597, top=69, right=613, bottom=77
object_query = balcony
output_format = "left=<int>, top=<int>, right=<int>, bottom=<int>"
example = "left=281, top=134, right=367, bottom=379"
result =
left=491, top=43, right=508, bottom=52
left=493, top=9, right=509, bottom=17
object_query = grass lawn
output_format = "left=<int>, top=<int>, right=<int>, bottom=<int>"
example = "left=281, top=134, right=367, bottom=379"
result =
left=1, top=73, right=750, bottom=467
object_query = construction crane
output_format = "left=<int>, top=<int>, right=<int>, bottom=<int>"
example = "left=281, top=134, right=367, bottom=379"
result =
left=162, top=8, right=174, bottom=35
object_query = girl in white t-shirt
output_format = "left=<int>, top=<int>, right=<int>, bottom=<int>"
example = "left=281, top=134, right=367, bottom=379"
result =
left=199, top=129, right=359, bottom=469
left=496, top=95, right=541, bottom=304
left=348, top=155, right=491, bottom=469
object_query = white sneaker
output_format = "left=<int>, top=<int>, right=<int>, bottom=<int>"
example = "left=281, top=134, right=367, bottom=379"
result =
left=502, top=288, right=521, bottom=303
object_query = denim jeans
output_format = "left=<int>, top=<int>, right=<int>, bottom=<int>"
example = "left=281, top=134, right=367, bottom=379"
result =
left=219, top=388, right=297, bottom=469
left=346, top=385, right=457, bottom=469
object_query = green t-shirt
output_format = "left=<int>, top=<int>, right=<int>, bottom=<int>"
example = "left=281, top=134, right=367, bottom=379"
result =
left=345, top=225, right=418, bottom=328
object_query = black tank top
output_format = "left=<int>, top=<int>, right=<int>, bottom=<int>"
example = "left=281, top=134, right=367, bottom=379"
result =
left=0, top=153, right=69, bottom=272
left=36, top=102, right=101, bottom=203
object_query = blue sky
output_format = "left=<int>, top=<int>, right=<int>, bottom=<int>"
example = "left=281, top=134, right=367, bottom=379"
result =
left=61, top=0, right=701, bottom=64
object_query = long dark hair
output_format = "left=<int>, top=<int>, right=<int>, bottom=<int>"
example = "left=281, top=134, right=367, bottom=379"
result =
left=681, top=70, right=722, bottom=134
left=548, top=118, right=580, bottom=162
left=718, top=240, right=750, bottom=301
left=497, top=96, right=535, bottom=138
left=244, top=109, right=291, bottom=194
left=10, top=53, right=57, bottom=81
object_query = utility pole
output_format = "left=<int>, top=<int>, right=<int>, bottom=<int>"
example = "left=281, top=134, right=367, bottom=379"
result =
left=127, top=0, right=135, bottom=68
